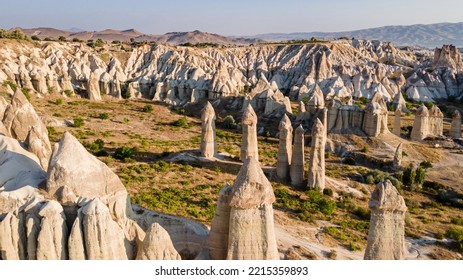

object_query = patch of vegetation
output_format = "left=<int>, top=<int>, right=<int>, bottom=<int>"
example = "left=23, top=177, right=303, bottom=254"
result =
left=447, top=227, right=463, bottom=253
left=2, top=80, right=17, bottom=91
left=142, top=104, right=154, bottom=113
left=170, top=117, right=193, bottom=128
left=64, top=90, right=74, bottom=97
left=55, top=98, right=63, bottom=105
left=99, top=113, right=109, bottom=120
left=21, top=88, right=31, bottom=101
left=73, top=116, right=85, bottom=128
left=0, top=29, right=28, bottom=40
left=113, top=146, right=136, bottom=160
left=178, top=42, right=219, bottom=48
left=360, top=146, right=369, bottom=153
left=222, top=115, right=238, bottom=129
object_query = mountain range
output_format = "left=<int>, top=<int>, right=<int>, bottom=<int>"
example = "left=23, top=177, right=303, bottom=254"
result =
left=15, top=22, right=463, bottom=48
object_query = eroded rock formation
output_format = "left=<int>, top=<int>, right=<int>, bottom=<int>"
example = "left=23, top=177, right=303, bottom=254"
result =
left=393, top=107, right=402, bottom=136
left=226, top=157, right=279, bottom=260
left=432, top=45, right=463, bottom=71
left=364, top=180, right=407, bottom=260
left=290, top=125, right=305, bottom=187
left=410, top=104, right=443, bottom=141
left=200, top=101, right=216, bottom=158
left=276, top=114, right=293, bottom=179
left=450, top=110, right=462, bottom=138
left=307, top=119, right=326, bottom=191
left=137, top=223, right=181, bottom=260
left=393, top=143, right=403, bottom=169
left=240, top=104, right=259, bottom=162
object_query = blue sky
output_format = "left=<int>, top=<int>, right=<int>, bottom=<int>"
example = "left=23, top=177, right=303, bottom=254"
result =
left=2, top=0, right=463, bottom=35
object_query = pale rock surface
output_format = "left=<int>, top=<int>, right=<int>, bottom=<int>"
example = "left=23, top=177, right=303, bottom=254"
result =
left=36, top=200, right=68, bottom=260
left=432, top=45, right=463, bottom=71
left=226, top=157, right=279, bottom=260
left=0, top=211, right=26, bottom=260
left=204, top=183, right=232, bottom=260
left=70, top=199, right=127, bottom=260
left=364, top=180, right=407, bottom=260
left=137, top=223, right=181, bottom=260
left=393, top=107, right=402, bottom=136
left=2, top=88, right=51, bottom=161
left=25, top=126, right=52, bottom=170
left=450, top=110, right=462, bottom=138
left=86, top=71, right=102, bottom=101
left=200, top=101, right=216, bottom=158
left=240, top=104, right=259, bottom=162
left=393, top=143, right=403, bottom=169
left=276, top=114, right=293, bottom=179
left=410, top=104, right=430, bottom=141
left=307, top=119, right=326, bottom=190
left=290, top=125, right=305, bottom=187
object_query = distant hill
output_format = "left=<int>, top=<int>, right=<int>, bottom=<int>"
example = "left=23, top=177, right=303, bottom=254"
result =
left=17, top=27, right=262, bottom=45
left=249, top=22, right=463, bottom=48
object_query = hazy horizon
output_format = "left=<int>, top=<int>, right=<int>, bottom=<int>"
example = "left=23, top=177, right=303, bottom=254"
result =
left=2, top=0, right=463, bottom=36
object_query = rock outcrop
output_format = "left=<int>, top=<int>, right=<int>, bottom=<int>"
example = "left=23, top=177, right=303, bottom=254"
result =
left=203, top=183, right=232, bottom=260
left=432, top=45, right=463, bottom=71
left=290, top=125, right=305, bottom=187
left=86, top=72, right=102, bottom=101
left=410, top=104, right=443, bottom=141
left=36, top=200, right=68, bottom=260
left=450, top=110, right=462, bottom=138
left=307, top=119, right=326, bottom=191
left=240, top=104, right=259, bottom=162
left=364, top=180, right=407, bottom=260
left=393, top=143, right=403, bottom=169
left=200, top=102, right=216, bottom=158
left=226, top=157, right=279, bottom=260
left=137, top=223, right=181, bottom=260
left=393, top=107, right=402, bottom=136
left=276, top=114, right=293, bottom=179
left=2, top=88, right=52, bottom=169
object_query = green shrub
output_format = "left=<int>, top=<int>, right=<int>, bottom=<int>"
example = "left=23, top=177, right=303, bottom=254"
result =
left=360, top=146, right=369, bottom=153
left=152, top=160, right=170, bottom=172
left=99, top=113, right=109, bottom=120
left=2, top=80, right=17, bottom=91
left=31, top=35, right=40, bottom=41
left=47, top=126, right=57, bottom=136
left=113, top=146, right=135, bottom=160
left=55, top=98, right=63, bottom=105
left=73, top=116, right=85, bottom=128
left=402, top=164, right=416, bottom=187
left=447, top=227, right=463, bottom=253
left=170, top=117, right=190, bottom=128
left=354, top=207, right=371, bottom=220
left=415, top=167, right=426, bottom=186
left=424, top=101, right=433, bottom=109
left=323, top=188, right=334, bottom=197
left=64, top=89, right=74, bottom=97
left=223, top=115, right=237, bottom=129
left=142, top=104, right=153, bottom=113
left=21, top=88, right=31, bottom=101
left=419, top=160, right=433, bottom=169
left=365, top=175, right=375, bottom=184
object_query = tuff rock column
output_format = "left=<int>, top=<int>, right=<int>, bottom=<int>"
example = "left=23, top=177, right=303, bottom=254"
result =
left=226, top=157, right=279, bottom=260
left=393, top=107, right=401, bottom=136
left=203, top=183, right=232, bottom=260
left=307, top=119, right=326, bottom=191
left=364, top=180, right=407, bottom=260
left=450, top=110, right=461, bottom=138
left=290, top=125, right=305, bottom=187
left=410, top=104, right=429, bottom=141
left=240, top=104, right=259, bottom=162
left=276, top=114, right=293, bottom=179
left=393, top=143, right=403, bottom=169
left=200, top=101, right=217, bottom=158
left=136, top=223, right=181, bottom=260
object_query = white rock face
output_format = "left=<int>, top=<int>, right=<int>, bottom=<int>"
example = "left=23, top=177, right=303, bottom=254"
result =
left=450, top=110, right=462, bottom=138
left=290, top=125, right=305, bottom=187
left=136, top=223, right=181, bottom=260
left=393, top=108, right=402, bottom=136
left=36, top=201, right=68, bottom=260
left=46, top=132, right=128, bottom=219
left=0, top=211, right=26, bottom=260
left=69, top=199, right=127, bottom=260
left=393, top=143, right=403, bottom=169
left=200, top=101, right=216, bottom=158
left=432, top=45, right=463, bottom=71
left=307, top=119, right=326, bottom=191
left=364, top=180, right=407, bottom=260
left=410, top=104, right=443, bottom=141
left=240, top=104, right=259, bottom=162
left=204, top=183, right=232, bottom=260
left=226, top=157, right=279, bottom=260
left=2, top=88, right=52, bottom=168
left=276, top=114, right=293, bottom=179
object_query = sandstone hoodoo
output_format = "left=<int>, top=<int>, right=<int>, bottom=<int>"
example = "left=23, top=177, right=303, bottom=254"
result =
left=393, top=107, right=402, bottom=137
left=290, top=125, right=305, bottom=187
left=393, top=143, right=403, bottom=169
left=307, top=119, right=326, bottom=191
left=226, top=157, right=279, bottom=260
left=410, top=104, right=443, bottom=141
left=450, top=110, right=462, bottom=139
left=276, top=114, right=293, bottom=179
left=136, top=223, right=181, bottom=260
left=432, top=44, right=463, bottom=71
left=240, top=104, right=259, bottom=162
left=364, top=180, right=407, bottom=260
left=202, top=183, right=232, bottom=260
left=200, top=101, right=217, bottom=158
